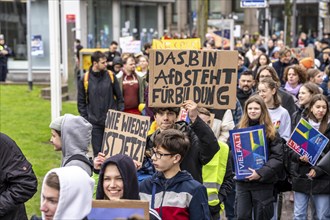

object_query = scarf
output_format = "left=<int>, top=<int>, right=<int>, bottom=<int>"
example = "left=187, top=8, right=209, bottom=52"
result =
left=284, top=82, right=302, bottom=97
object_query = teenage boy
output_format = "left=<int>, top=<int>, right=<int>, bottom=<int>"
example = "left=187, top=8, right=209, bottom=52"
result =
left=139, top=129, right=211, bottom=220
left=138, top=100, right=219, bottom=183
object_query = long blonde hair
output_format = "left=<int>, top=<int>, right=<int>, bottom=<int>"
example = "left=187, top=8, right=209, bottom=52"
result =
left=238, top=95, right=277, bottom=140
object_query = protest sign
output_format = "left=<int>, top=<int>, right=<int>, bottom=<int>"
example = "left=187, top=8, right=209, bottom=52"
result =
left=152, top=38, right=201, bottom=49
left=88, top=200, right=149, bottom=219
left=229, top=125, right=268, bottom=180
left=102, top=110, right=151, bottom=163
left=290, top=47, right=315, bottom=60
left=287, top=118, right=329, bottom=165
left=148, top=49, right=238, bottom=109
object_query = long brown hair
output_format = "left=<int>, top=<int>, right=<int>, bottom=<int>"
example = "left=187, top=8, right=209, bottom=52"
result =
left=307, top=94, right=329, bottom=133
left=258, top=77, right=282, bottom=108
left=238, top=95, right=277, bottom=140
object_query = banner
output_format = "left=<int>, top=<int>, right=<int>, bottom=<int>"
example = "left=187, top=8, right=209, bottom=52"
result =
left=152, top=38, right=201, bottom=49
left=229, top=125, right=268, bottom=180
left=287, top=118, right=329, bottom=166
left=88, top=200, right=149, bottom=219
left=102, top=110, right=151, bottom=163
left=148, top=49, right=238, bottom=109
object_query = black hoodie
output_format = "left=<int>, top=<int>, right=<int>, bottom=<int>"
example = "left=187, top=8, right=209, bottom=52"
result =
left=96, top=154, right=139, bottom=200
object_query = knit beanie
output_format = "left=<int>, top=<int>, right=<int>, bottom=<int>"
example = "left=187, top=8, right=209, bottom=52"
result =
left=49, top=116, right=65, bottom=131
left=299, top=57, right=314, bottom=69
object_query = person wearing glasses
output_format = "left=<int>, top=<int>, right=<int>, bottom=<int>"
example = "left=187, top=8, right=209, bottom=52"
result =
left=77, top=51, right=124, bottom=157
left=137, top=100, right=219, bottom=184
left=139, top=129, right=211, bottom=219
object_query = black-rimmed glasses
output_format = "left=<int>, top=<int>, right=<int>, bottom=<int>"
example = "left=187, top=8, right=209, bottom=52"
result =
left=151, top=148, right=175, bottom=159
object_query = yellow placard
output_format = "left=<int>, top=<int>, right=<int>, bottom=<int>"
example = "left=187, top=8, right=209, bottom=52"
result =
left=152, top=38, right=201, bottom=49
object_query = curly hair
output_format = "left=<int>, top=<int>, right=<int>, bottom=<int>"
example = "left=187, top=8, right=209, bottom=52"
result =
left=283, top=64, right=307, bottom=84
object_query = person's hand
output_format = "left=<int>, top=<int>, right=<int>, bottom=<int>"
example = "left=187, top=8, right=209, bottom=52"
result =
left=133, top=160, right=142, bottom=170
left=93, top=152, right=106, bottom=170
left=182, top=100, right=198, bottom=123
left=307, top=168, right=316, bottom=179
left=246, top=168, right=261, bottom=181
left=0, top=50, right=8, bottom=55
left=299, top=154, right=309, bottom=163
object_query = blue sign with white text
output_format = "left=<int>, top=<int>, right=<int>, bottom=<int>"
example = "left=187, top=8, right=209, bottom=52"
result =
left=241, top=0, right=266, bottom=8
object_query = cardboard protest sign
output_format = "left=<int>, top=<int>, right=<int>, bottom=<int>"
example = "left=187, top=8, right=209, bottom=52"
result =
left=287, top=118, right=329, bottom=165
left=102, top=110, right=151, bottom=163
left=152, top=38, right=201, bottom=49
left=88, top=200, right=149, bottom=219
left=290, top=47, right=315, bottom=60
left=148, top=49, right=238, bottom=109
left=229, top=125, right=268, bottom=180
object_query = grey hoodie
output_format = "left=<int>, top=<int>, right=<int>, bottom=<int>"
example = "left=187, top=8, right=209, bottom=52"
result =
left=60, top=114, right=93, bottom=176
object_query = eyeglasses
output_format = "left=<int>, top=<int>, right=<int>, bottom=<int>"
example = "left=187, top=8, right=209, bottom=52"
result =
left=151, top=148, right=175, bottom=159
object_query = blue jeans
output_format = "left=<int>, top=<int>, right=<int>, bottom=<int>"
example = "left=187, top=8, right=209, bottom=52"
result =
left=294, top=192, right=330, bottom=220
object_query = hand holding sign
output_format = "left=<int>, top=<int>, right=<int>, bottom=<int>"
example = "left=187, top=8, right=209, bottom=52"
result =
left=182, top=100, right=198, bottom=123
left=246, top=168, right=261, bottom=181
left=94, top=152, right=106, bottom=170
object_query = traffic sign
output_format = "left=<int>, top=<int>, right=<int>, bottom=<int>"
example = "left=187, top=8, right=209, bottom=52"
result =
left=241, top=0, right=267, bottom=8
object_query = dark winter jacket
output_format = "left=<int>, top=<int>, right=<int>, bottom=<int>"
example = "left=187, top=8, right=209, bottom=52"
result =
left=0, top=133, right=38, bottom=220
left=139, top=171, right=211, bottom=220
left=278, top=88, right=297, bottom=118
left=290, top=122, right=330, bottom=194
left=272, top=60, right=290, bottom=86
left=237, top=87, right=253, bottom=109
left=77, top=68, right=124, bottom=126
left=96, top=154, right=139, bottom=200
left=142, top=116, right=219, bottom=183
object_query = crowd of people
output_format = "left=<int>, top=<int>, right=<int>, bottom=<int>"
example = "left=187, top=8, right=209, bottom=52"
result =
left=1, top=31, right=330, bottom=220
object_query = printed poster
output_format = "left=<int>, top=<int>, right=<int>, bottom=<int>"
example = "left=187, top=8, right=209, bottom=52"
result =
left=287, top=118, right=328, bottom=165
left=31, top=35, right=44, bottom=56
left=229, top=125, right=268, bottom=180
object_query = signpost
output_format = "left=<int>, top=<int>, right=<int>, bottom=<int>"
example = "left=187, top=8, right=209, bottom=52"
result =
left=240, top=0, right=266, bottom=8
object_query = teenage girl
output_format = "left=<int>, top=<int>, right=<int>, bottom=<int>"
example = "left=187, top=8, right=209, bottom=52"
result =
left=235, top=95, right=283, bottom=220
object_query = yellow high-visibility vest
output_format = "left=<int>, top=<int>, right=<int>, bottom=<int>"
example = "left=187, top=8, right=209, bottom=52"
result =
left=202, top=141, right=229, bottom=209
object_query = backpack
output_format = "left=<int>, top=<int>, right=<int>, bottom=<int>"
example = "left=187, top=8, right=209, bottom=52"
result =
left=63, top=154, right=93, bottom=176
left=83, top=70, right=115, bottom=102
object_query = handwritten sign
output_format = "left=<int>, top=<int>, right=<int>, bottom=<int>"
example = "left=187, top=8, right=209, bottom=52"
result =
left=102, top=110, right=151, bottom=163
left=148, top=49, right=238, bottom=109
left=152, top=38, right=201, bottom=49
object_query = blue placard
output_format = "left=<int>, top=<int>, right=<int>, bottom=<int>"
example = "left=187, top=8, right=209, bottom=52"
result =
left=287, top=118, right=329, bottom=166
left=229, top=125, right=268, bottom=180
